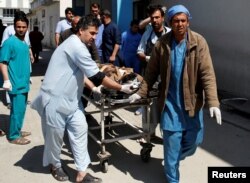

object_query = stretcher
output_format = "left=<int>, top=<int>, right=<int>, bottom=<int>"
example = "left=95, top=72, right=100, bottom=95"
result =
left=83, top=93, right=155, bottom=173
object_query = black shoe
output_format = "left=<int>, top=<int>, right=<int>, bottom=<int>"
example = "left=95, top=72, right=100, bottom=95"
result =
left=7, top=103, right=11, bottom=109
left=51, top=166, right=69, bottom=182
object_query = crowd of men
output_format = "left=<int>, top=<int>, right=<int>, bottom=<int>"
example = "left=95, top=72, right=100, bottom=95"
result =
left=0, top=3, right=222, bottom=183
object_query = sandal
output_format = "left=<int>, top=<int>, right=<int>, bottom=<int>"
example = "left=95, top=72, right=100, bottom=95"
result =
left=79, top=173, right=102, bottom=183
left=51, top=167, right=69, bottom=182
left=0, top=129, right=6, bottom=137
left=21, top=131, right=31, bottom=137
left=9, top=137, right=31, bottom=145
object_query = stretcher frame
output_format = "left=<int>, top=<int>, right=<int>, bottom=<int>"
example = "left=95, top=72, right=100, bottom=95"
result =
left=82, top=94, right=154, bottom=172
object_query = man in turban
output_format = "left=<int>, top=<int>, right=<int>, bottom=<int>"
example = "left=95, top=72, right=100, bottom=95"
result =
left=129, top=4, right=222, bottom=183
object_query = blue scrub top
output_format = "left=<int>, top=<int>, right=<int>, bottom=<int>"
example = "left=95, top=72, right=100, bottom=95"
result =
left=0, top=36, right=30, bottom=94
left=121, top=29, right=142, bottom=73
left=161, top=39, right=203, bottom=131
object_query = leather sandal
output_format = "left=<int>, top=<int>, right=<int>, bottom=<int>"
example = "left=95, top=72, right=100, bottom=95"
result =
left=9, top=137, right=31, bottom=145
left=78, top=173, right=102, bottom=183
left=51, top=167, right=69, bottom=182
left=21, top=131, right=31, bottom=137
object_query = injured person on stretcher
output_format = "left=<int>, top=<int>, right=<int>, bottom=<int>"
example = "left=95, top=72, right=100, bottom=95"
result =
left=84, top=63, right=160, bottom=145
left=90, top=63, right=144, bottom=102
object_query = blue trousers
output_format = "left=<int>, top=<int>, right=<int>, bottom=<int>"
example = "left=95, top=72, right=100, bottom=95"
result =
left=163, top=128, right=203, bottom=183
left=8, top=93, right=28, bottom=141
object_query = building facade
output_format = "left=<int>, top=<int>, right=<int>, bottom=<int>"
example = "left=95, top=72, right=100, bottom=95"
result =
left=28, top=0, right=139, bottom=48
left=0, top=0, right=31, bottom=25
left=164, top=0, right=250, bottom=99
left=2, top=0, right=249, bottom=99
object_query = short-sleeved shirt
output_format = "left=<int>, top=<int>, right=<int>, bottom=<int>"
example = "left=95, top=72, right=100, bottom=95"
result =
left=55, top=19, right=72, bottom=34
left=102, top=22, right=122, bottom=63
left=121, top=29, right=142, bottom=73
left=32, top=35, right=99, bottom=125
left=0, top=36, right=30, bottom=94
left=121, top=29, right=142, bottom=57
left=1, top=25, right=30, bottom=46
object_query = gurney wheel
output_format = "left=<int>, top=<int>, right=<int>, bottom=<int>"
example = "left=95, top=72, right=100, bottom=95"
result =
left=140, top=147, right=151, bottom=162
left=101, top=160, right=109, bottom=173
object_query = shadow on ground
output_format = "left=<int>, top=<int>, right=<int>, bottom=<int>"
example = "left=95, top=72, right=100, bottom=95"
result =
left=86, top=115, right=165, bottom=183
left=0, top=114, right=9, bottom=135
left=31, top=48, right=54, bottom=77
left=14, top=144, right=79, bottom=182
left=14, top=145, right=48, bottom=174
left=200, top=109, right=250, bottom=166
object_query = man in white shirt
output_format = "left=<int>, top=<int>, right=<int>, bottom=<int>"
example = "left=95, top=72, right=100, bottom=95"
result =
left=137, top=5, right=171, bottom=135
left=55, top=7, right=74, bottom=47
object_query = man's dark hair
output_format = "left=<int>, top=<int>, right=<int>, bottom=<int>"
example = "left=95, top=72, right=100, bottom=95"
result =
left=76, top=14, right=100, bottom=31
left=130, top=19, right=140, bottom=27
left=65, top=7, right=74, bottom=15
left=14, top=11, right=29, bottom=26
left=91, top=3, right=100, bottom=9
left=147, top=4, right=164, bottom=17
left=100, top=9, right=111, bottom=18
left=34, top=26, right=39, bottom=31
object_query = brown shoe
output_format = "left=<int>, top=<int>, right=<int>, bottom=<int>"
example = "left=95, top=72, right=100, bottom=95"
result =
left=9, top=137, right=31, bottom=145
left=21, top=131, right=31, bottom=137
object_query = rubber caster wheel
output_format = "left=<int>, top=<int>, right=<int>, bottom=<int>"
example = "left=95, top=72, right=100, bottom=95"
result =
left=140, top=148, right=151, bottom=162
left=101, top=160, right=109, bottom=173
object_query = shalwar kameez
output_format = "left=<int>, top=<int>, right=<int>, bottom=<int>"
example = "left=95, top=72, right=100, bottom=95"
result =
left=31, top=34, right=99, bottom=171
left=161, top=39, right=204, bottom=183
left=135, top=5, right=221, bottom=183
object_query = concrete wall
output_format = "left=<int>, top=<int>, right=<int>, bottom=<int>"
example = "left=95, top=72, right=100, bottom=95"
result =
left=160, top=0, right=250, bottom=99
left=29, top=0, right=73, bottom=48
left=59, top=0, right=72, bottom=18
left=29, top=3, right=59, bottom=48
left=42, top=3, right=59, bottom=48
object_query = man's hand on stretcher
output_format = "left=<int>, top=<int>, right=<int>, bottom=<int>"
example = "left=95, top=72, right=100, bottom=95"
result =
left=91, top=83, right=138, bottom=95
left=92, top=85, right=103, bottom=94
left=120, top=83, right=138, bottom=94
left=128, top=93, right=141, bottom=103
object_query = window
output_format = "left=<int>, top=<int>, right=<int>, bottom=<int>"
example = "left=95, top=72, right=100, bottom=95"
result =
left=3, top=9, right=19, bottom=17
left=42, top=9, right=45, bottom=18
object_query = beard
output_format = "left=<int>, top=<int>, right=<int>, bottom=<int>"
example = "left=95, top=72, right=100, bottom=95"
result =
left=152, top=23, right=161, bottom=31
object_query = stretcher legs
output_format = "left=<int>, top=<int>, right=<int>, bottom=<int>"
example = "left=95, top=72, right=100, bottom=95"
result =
left=140, top=142, right=155, bottom=162
left=84, top=94, right=155, bottom=172
left=97, top=150, right=111, bottom=173
left=140, top=103, right=154, bottom=162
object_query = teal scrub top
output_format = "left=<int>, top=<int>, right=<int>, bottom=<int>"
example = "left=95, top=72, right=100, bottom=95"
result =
left=0, top=35, right=30, bottom=94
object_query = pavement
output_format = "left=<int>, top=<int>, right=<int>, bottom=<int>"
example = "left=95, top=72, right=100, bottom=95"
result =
left=0, top=48, right=250, bottom=183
